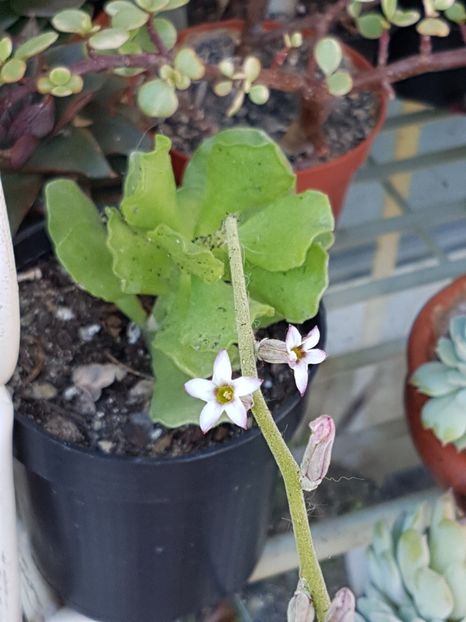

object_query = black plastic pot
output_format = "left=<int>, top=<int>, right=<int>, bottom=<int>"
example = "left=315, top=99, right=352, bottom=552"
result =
left=14, top=234, right=326, bottom=622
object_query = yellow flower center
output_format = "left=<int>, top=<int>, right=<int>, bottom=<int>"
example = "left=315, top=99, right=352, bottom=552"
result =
left=292, top=346, right=305, bottom=361
left=215, top=384, right=234, bottom=404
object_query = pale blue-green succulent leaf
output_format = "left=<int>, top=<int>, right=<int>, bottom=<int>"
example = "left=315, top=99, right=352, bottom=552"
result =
left=411, top=361, right=457, bottom=397
left=430, top=519, right=466, bottom=575
left=397, top=529, right=430, bottom=595
left=411, top=567, right=453, bottom=620
left=443, top=561, right=466, bottom=619
left=368, top=548, right=409, bottom=607
left=372, top=520, right=394, bottom=555
left=182, top=128, right=295, bottom=237
left=421, top=390, right=466, bottom=444
left=238, top=191, right=333, bottom=272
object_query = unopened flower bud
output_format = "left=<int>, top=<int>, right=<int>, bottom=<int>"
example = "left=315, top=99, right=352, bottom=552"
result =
left=256, top=338, right=289, bottom=364
left=324, top=588, right=355, bottom=622
left=300, top=415, right=335, bottom=492
left=287, top=579, right=315, bottom=622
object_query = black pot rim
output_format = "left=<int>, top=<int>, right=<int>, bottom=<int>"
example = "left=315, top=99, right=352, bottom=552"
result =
left=14, top=222, right=326, bottom=468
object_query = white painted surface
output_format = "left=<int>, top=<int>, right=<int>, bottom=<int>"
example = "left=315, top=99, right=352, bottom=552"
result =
left=0, top=177, right=21, bottom=622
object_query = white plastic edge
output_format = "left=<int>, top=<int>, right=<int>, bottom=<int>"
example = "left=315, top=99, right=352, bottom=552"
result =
left=0, top=176, right=21, bottom=621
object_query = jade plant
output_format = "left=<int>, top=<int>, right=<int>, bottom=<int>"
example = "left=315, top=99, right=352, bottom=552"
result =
left=45, top=127, right=334, bottom=427
left=356, top=491, right=466, bottom=621
left=3, top=0, right=466, bottom=231
left=411, top=315, right=466, bottom=450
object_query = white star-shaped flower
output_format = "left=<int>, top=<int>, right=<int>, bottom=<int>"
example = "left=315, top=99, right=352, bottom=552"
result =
left=184, top=350, right=262, bottom=433
left=286, top=325, right=326, bottom=396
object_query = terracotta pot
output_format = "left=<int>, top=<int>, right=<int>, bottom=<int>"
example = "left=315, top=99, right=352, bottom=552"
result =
left=406, top=276, right=466, bottom=496
left=171, top=19, right=388, bottom=220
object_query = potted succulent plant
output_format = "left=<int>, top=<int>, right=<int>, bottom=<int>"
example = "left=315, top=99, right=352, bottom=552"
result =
left=2, top=0, right=466, bottom=228
left=406, top=276, right=466, bottom=502
left=11, top=127, right=334, bottom=621
left=356, top=491, right=466, bottom=621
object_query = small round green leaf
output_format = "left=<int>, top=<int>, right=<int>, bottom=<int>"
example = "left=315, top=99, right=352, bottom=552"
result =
left=0, top=37, right=12, bottom=63
left=434, top=0, right=455, bottom=10
left=382, top=0, right=398, bottom=19
left=14, top=32, right=59, bottom=60
left=243, top=55, right=261, bottom=82
left=49, top=66, right=72, bottom=85
left=89, top=28, right=130, bottom=50
left=213, top=80, right=233, bottom=96
left=174, top=48, right=205, bottom=80
left=137, top=78, right=179, bottom=117
left=67, top=74, right=84, bottom=93
left=446, top=1, right=466, bottom=22
left=153, top=18, right=177, bottom=50
left=135, top=0, right=169, bottom=11
left=0, top=57, right=26, bottom=83
left=52, top=9, right=93, bottom=35
left=174, top=71, right=191, bottom=90
left=105, top=1, right=136, bottom=16
left=37, top=76, right=53, bottom=93
left=219, top=59, right=235, bottom=78
left=248, top=84, right=270, bottom=105
left=357, top=13, right=389, bottom=38
left=417, top=17, right=450, bottom=35
left=51, top=85, right=73, bottom=97
left=111, top=5, right=149, bottom=30
left=314, top=37, right=342, bottom=76
left=348, top=1, right=362, bottom=18
left=326, top=70, right=353, bottom=96
left=390, top=9, right=421, bottom=26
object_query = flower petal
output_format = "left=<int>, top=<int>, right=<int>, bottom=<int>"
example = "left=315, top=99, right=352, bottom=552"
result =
left=286, top=325, right=302, bottom=352
left=304, top=349, right=326, bottom=365
left=212, top=349, right=232, bottom=386
left=302, top=326, right=320, bottom=351
left=293, top=362, right=309, bottom=396
left=232, top=376, right=262, bottom=397
left=184, top=378, right=215, bottom=402
left=199, top=400, right=223, bottom=433
left=224, top=398, right=248, bottom=429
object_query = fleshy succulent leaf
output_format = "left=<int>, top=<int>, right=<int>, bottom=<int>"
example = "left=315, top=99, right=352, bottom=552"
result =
left=239, top=191, right=333, bottom=272
left=106, top=208, right=173, bottom=295
left=182, top=128, right=295, bottom=237
left=121, top=134, right=179, bottom=232
left=46, top=180, right=146, bottom=326
left=246, top=244, right=329, bottom=324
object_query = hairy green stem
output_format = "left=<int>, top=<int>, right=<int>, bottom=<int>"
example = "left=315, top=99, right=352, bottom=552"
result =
left=225, top=214, right=330, bottom=621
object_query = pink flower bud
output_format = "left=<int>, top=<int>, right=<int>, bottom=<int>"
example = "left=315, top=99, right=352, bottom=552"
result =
left=300, top=415, right=335, bottom=492
left=324, top=588, right=355, bottom=622
left=287, top=579, right=315, bottom=622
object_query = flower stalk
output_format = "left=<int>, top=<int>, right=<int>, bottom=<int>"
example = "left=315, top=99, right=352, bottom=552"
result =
left=224, top=214, right=330, bottom=621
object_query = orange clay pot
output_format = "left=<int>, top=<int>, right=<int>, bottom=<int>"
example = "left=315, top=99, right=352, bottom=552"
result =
left=171, top=19, right=389, bottom=221
left=406, top=276, right=466, bottom=497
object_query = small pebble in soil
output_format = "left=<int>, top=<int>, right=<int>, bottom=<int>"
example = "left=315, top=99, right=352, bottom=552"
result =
left=55, top=306, right=75, bottom=321
left=79, top=324, right=101, bottom=342
left=45, top=415, right=83, bottom=444
left=126, top=322, right=142, bottom=344
left=98, top=440, right=115, bottom=454
left=27, top=382, right=57, bottom=401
